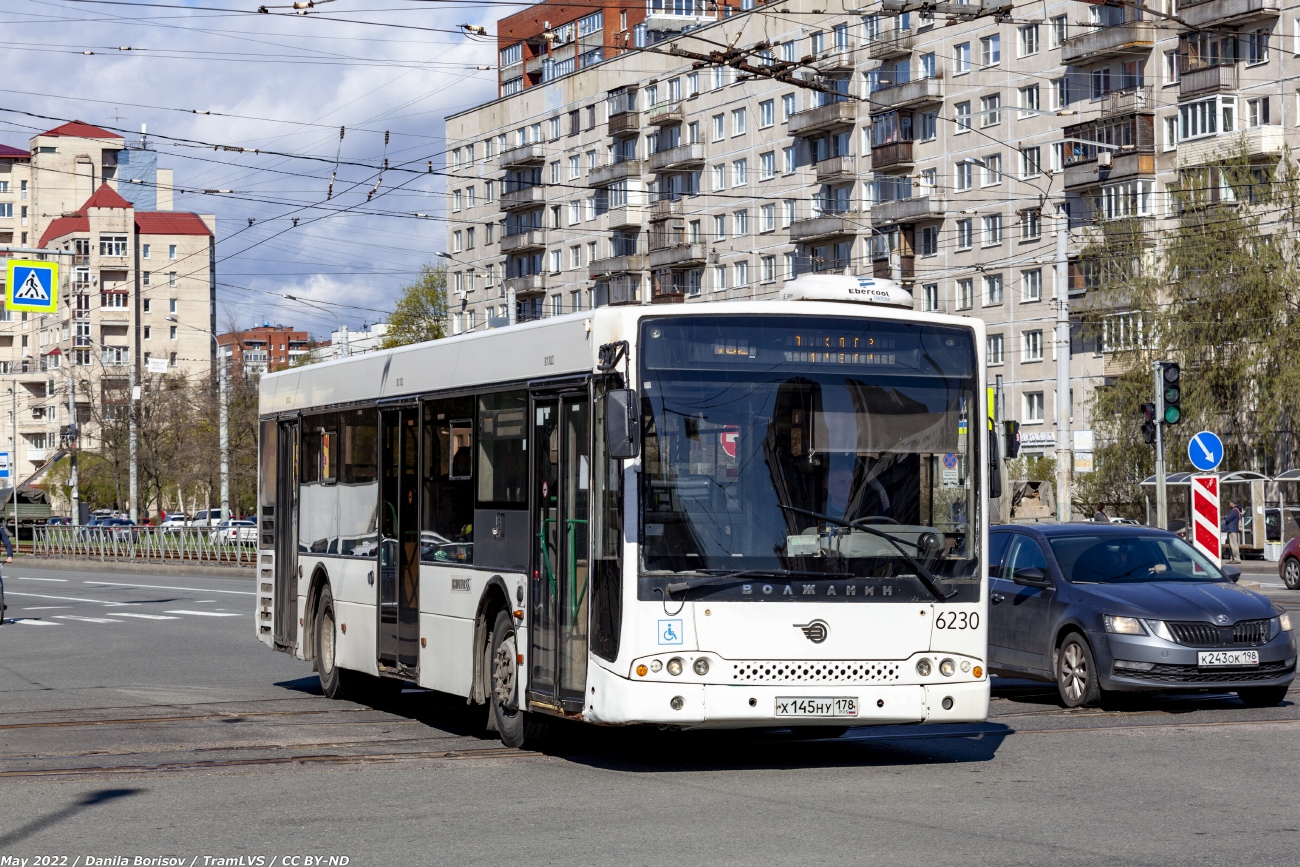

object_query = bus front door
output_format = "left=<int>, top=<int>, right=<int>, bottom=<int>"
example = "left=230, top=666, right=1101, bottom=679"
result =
left=274, top=419, right=299, bottom=650
left=529, top=393, right=591, bottom=713
left=378, top=407, right=421, bottom=677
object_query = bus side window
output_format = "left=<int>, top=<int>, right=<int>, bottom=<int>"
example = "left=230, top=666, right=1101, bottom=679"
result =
left=474, top=390, right=530, bottom=570
left=422, top=398, right=475, bottom=564
left=339, top=408, right=379, bottom=557
left=300, top=412, right=338, bottom=555
left=591, top=383, right=624, bottom=662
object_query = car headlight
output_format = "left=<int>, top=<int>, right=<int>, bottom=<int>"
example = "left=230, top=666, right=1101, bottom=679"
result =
left=1104, top=615, right=1146, bottom=635
left=1280, top=613, right=1292, bottom=633
left=1144, top=619, right=1175, bottom=642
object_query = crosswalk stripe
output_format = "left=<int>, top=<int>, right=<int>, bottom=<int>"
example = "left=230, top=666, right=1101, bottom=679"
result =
left=53, top=615, right=124, bottom=624
left=17, top=576, right=68, bottom=582
left=114, top=613, right=181, bottom=620
left=7, top=618, right=60, bottom=626
left=164, top=610, right=242, bottom=617
left=86, top=581, right=255, bottom=596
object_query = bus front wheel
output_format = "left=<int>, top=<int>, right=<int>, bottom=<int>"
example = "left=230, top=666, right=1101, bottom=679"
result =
left=490, top=609, right=548, bottom=749
left=315, top=584, right=356, bottom=701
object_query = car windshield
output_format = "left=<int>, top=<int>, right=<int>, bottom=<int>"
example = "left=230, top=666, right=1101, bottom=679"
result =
left=1049, top=533, right=1227, bottom=584
left=639, top=315, right=980, bottom=587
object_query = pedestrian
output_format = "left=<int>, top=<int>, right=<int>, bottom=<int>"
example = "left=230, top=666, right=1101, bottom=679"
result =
left=1093, top=503, right=1108, bottom=523
left=0, top=522, right=14, bottom=624
left=1222, top=500, right=1242, bottom=563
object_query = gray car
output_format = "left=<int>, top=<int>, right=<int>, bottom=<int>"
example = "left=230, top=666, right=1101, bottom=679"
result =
left=988, top=523, right=1296, bottom=708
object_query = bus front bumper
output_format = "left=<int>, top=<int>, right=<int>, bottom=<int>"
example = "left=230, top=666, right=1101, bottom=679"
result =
left=581, top=664, right=990, bottom=728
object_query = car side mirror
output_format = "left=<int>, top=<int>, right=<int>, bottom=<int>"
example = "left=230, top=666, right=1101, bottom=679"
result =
left=604, top=388, right=640, bottom=460
left=1012, top=567, right=1049, bottom=587
left=1222, top=565, right=1241, bottom=583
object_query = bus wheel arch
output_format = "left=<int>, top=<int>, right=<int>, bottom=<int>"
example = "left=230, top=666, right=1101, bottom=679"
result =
left=305, top=565, right=332, bottom=664
left=472, top=577, right=512, bottom=713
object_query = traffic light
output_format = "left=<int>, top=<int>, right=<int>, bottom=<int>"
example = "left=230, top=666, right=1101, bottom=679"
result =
left=1004, top=420, right=1021, bottom=459
left=1141, top=403, right=1157, bottom=445
left=1161, top=362, right=1182, bottom=425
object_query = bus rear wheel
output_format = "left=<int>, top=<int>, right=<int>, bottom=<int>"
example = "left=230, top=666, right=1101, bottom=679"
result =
left=490, top=609, right=548, bottom=749
left=315, top=585, right=356, bottom=701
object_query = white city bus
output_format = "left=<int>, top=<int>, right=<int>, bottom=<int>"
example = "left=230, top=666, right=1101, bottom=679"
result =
left=255, top=277, right=994, bottom=747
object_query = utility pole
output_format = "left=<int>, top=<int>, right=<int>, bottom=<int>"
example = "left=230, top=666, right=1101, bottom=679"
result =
left=1054, top=208, right=1072, bottom=523
left=128, top=365, right=139, bottom=523
left=996, top=374, right=1011, bottom=524
left=68, top=370, right=79, bottom=525
left=1154, top=361, right=1168, bottom=531
left=9, top=383, right=15, bottom=535
left=219, top=354, right=229, bottom=519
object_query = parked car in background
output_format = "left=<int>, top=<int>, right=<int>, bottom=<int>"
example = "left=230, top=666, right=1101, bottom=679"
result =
left=89, top=517, right=137, bottom=541
left=1279, top=536, right=1300, bottom=590
left=989, top=523, right=1295, bottom=708
left=189, top=509, right=226, bottom=528
left=211, top=519, right=257, bottom=545
left=45, top=516, right=70, bottom=526
left=159, top=514, right=191, bottom=533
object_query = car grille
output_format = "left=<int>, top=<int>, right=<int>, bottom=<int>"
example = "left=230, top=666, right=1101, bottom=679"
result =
left=731, top=661, right=900, bottom=685
left=1119, top=660, right=1294, bottom=684
left=1167, top=619, right=1271, bottom=647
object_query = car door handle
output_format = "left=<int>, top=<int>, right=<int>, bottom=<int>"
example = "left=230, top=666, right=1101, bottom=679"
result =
left=991, top=593, right=1005, bottom=604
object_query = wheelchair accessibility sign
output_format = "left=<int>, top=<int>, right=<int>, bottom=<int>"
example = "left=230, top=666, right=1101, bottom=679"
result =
left=6, top=260, right=59, bottom=313
left=658, top=618, right=684, bottom=645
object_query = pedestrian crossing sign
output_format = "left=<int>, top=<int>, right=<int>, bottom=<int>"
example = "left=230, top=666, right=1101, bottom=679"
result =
left=6, top=259, right=59, bottom=313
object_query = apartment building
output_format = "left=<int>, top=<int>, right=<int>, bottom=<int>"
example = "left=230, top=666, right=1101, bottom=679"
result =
left=218, top=324, right=310, bottom=378
left=0, top=121, right=215, bottom=483
left=447, top=0, right=1291, bottom=457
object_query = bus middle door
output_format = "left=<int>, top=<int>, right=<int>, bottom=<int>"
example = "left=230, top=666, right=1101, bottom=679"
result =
left=528, top=391, right=591, bottom=714
left=378, top=406, right=421, bottom=677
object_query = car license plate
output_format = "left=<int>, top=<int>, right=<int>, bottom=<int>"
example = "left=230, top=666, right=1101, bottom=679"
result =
left=775, top=697, right=858, bottom=718
left=1198, top=650, right=1259, bottom=667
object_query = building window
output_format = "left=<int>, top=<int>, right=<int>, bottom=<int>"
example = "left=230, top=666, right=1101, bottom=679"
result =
left=980, top=34, right=1000, bottom=66
left=713, top=264, right=728, bottom=293
left=1019, top=85, right=1040, bottom=118
left=988, top=334, right=1004, bottom=365
left=1091, top=68, right=1111, bottom=100
left=1023, top=331, right=1044, bottom=362
left=714, top=214, right=727, bottom=241
left=981, top=154, right=1002, bottom=186
left=99, top=234, right=128, bottom=257
left=143, top=298, right=151, bottom=313
left=732, top=108, right=747, bottom=136
left=955, top=42, right=971, bottom=74
left=169, top=325, right=178, bottom=340
left=783, top=199, right=795, bottom=228
left=1246, top=28, right=1269, bottom=64
left=1018, top=24, right=1039, bottom=57
left=732, top=158, right=747, bottom=185
left=1103, top=311, right=1144, bottom=351
left=1024, top=391, right=1045, bottom=422
left=1247, top=97, right=1271, bottom=127
left=168, top=271, right=177, bottom=287
left=169, top=298, right=177, bottom=314
left=982, top=214, right=1003, bottom=246
left=143, top=326, right=151, bottom=340
left=169, top=244, right=177, bottom=259
left=956, top=219, right=973, bottom=250
left=761, top=203, right=776, bottom=232
left=761, top=256, right=776, bottom=283
left=759, top=100, right=774, bottom=128
left=782, top=94, right=796, bottom=121
left=1049, top=15, right=1067, bottom=48
left=712, top=165, right=726, bottom=191
left=712, top=114, right=725, bottom=142
left=1021, top=268, right=1042, bottom=301
left=955, top=162, right=972, bottom=192
left=1021, top=209, right=1042, bottom=240
left=981, top=94, right=1001, bottom=127
left=918, top=225, right=938, bottom=256
left=142, top=243, right=151, bottom=259
left=783, top=145, right=796, bottom=173
left=984, top=274, right=1004, bottom=306
left=1099, top=180, right=1155, bottom=220
left=1020, top=146, right=1041, bottom=178
left=956, top=278, right=973, bottom=310
left=453, top=230, right=463, bottom=253
left=760, top=151, right=776, bottom=180
left=954, top=101, right=971, bottom=131
left=923, top=283, right=938, bottom=312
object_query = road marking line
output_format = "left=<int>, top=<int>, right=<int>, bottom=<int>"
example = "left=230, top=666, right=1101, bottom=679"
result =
left=7, top=618, right=60, bottom=626
left=114, top=613, right=181, bottom=620
left=165, top=610, right=243, bottom=617
left=21, top=606, right=71, bottom=610
left=8, top=591, right=113, bottom=604
left=53, top=615, right=123, bottom=624
left=84, top=581, right=255, bottom=596
left=17, top=576, right=68, bottom=582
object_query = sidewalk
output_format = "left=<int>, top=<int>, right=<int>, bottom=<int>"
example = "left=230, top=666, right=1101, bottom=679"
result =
left=13, top=555, right=254, bottom=579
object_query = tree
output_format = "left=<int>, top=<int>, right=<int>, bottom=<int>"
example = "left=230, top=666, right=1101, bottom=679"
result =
left=380, top=264, right=448, bottom=349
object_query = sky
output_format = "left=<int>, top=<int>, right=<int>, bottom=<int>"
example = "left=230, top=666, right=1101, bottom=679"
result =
left=0, top=0, right=505, bottom=338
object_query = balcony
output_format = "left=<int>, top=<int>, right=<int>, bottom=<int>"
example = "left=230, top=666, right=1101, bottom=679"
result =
left=1178, top=125, right=1285, bottom=168
left=589, top=254, right=648, bottom=276
left=500, top=229, right=546, bottom=253
left=499, top=143, right=546, bottom=168
left=500, top=59, right=523, bottom=82
left=588, top=159, right=642, bottom=187
left=645, top=11, right=715, bottom=31
left=608, top=111, right=640, bottom=136
left=1179, top=65, right=1237, bottom=99
left=790, top=212, right=865, bottom=243
left=647, top=101, right=684, bottom=126
left=1099, top=86, right=1155, bottom=117
left=870, top=141, right=914, bottom=171
left=1063, top=151, right=1156, bottom=190
left=814, top=46, right=859, bottom=71
left=500, top=185, right=547, bottom=211
left=867, top=28, right=915, bottom=60
left=868, top=77, right=944, bottom=113
left=1180, top=0, right=1280, bottom=27
left=815, top=155, right=858, bottom=183
left=788, top=101, right=858, bottom=136
left=607, top=204, right=645, bottom=228
left=648, top=143, right=706, bottom=173
left=503, top=274, right=546, bottom=297
left=873, top=254, right=916, bottom=283
left=1061, top=21, right=1155, bottom=65
left=871, top=194, right=945, bottom=226
left=648, top=243, right=707, bottom=269
left=649, top=197, right=685, bottom=221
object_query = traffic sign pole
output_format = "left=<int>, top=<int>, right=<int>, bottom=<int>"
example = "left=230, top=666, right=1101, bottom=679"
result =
left=1190, top=475, right=1222, bottom=566
left=1154, top=362, right=1167, bottom=532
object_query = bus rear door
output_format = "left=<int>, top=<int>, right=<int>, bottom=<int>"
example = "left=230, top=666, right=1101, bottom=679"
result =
left=378, top=406, right=421, bottom=677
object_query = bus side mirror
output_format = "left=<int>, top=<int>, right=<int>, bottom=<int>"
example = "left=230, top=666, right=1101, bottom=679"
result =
left=605, top=388, right=640, bottom=460
left=988, top=428, right=1002, bottom=500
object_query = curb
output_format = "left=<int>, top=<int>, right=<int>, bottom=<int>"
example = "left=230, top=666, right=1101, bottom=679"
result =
left=13, top=556, right=255, bottom=579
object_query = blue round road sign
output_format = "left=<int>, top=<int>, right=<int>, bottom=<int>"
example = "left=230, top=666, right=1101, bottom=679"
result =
left=1188, top=431, right=1224, bottom=472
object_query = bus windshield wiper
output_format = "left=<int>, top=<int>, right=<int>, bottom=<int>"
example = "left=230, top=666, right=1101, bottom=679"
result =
left=779, top=505, right=956, bottom=602
left=664, top=569, right=852, bottom=595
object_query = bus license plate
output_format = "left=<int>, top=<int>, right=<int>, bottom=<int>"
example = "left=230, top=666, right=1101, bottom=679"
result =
left=1198, top=650, right=1259, bottom=667
left=775, top=697, right=858, bottom=718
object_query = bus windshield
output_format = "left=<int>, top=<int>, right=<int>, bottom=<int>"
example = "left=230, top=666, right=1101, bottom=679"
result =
left=639, top=315, right=979, bottom=592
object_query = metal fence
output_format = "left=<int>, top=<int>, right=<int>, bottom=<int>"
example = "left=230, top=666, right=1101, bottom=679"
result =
left=31, top=525, right=257, bottom=566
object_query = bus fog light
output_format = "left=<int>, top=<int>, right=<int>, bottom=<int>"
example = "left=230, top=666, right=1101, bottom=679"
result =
left=670, top=696, right=684, bottom=711
left=942, top=696, right=954, bottom=710
left=693, top=658, right=710, bottom=676
left=960, top=660, right=971, bottom=673
left=916, top=659, right=932, bottom=677
left=972, top=666, right=983, bottom=679
left=939, top=658, right=956, bottom=677
left=667, top=658, right=684, bottom=676
left=636, top=665, right=648, bottom=677
left=650, top=660, right=663, bottom=673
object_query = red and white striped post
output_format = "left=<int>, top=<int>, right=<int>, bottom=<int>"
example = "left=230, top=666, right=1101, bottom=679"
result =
left=1190, top=475, right=1221, bottom=566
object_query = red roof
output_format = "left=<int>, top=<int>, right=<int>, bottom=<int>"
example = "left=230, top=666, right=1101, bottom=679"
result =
left=135, top=212, right=212, bottom=237
left=39, top=121, right=122, bottom=139
left=84, top=183, right=133, bottom=210
left=0, top=144, right=29, bottom=159
left=39, top=215, right=88, bottom=247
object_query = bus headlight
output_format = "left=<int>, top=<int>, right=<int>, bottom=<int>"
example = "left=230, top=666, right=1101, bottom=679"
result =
left=666, top=657, right=684, bottom=676
left=939, top=658, right=956, bottom=677
left=693, top=658, right=710, bottom=676
left=650, top=659, right=663, bottom=673
left=916, top=659, right=932, bottom=677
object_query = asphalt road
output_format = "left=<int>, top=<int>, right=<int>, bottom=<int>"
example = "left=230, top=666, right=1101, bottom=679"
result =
left=3, top=562, right=1300, bottom=866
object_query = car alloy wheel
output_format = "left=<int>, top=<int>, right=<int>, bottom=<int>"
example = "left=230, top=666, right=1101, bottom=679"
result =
left=1284, top=558, right=1300, bottom=591
left=1060, top=642, right=1088, bottom=703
